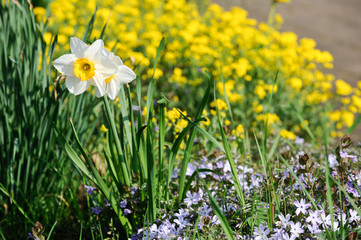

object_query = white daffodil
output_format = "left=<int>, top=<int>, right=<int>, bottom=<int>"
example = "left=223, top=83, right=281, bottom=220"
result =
left=53, top=37, right=117, bottom=97
left=103, top=49, right=136, bottom=100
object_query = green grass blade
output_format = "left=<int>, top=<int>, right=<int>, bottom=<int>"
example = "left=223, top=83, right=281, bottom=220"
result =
left=146, top=104, right=157, bottom=222
left=46, top=221, right=57, bottom=240
left=214, top=82, right=245, bottom=206
left=293, top=108, right=316, bottom=145
left=118, top=85, right=133, bottom=155
left=199, top=178, right=235, bottom=240
left=54, top=122, right=132, bottom=233
left=103, top=96, right=131, bottom=186
left=0, top=182, right=34, bottom=225
left=178, top=74, right=210, bottom=202
left=182, top=168, right=222, bottom=201
left=53, top=125, right=96, bottom=182
left=158, top=100, right=166, bottom=188
left=146, top=37, right=164, bottom=122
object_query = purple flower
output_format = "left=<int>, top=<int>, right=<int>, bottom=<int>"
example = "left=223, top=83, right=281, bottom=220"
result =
left=132, top=105, right=140, bottom=111
left=276, top=213, right=292, bottom=228
left=120, top=199, right=127, bottom=208
left=216, top=161, right=224, bottom=169
left=184, top=191, right=202, bottom=207
left=104, top=199, right=111, bottom=207
left=306, top=210, right=322, bottom=226
left=290, top=221, right=304, bottom=238
left=253, top=224, right=270, bottom=240
left=328, top=154, right=338, bottom=168
left=124, top=208, right=132, bottom=215
left=130, top=187, right=137, bottom=196
left=84, top=185, right=96, bottom=195
left=294, top=198, right=311, bottom=215
left=91, top=206, right=103, bottom=215
left=340, top=150, right=358, bottom=162
left=307, top=224, right=321, bottom=235
left=27, top=233, right=39, bottom=240
left=349, top=209, right=360, bottom=223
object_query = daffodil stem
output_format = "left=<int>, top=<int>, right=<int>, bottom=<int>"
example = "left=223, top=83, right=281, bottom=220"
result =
left=103, top=96, right=131, bottom=186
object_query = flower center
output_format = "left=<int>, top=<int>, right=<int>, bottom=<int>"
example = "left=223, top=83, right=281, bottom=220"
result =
left=105, top=75, right=114, bottom=84
left=74, top=58, right=96, bottom=81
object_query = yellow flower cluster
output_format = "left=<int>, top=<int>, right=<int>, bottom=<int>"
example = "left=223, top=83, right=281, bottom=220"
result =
left=165, top=107, right=188, bottom=133
left=44, top=0, right=361, bottom=139
left=279, top=129, right=296, bottom=140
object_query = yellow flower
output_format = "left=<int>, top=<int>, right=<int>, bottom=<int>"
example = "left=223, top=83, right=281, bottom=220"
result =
left=336, top=79, right=353, bottom=96
left=33, top=7, right=46, bottom=22
left=232, top=124, right=244, bottom=138
left=100, top=124, right=108, bottom=132
left=279, top=129, right=296, bottom=140
left=288, top=77, right=303, bottom=91
left=254, top=86, right=266, bottom=99
left=342, top=111, right=354, bottom=127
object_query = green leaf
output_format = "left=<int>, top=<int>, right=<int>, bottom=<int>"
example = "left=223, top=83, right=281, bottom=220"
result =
left=200, top=178, right=235, bottom=240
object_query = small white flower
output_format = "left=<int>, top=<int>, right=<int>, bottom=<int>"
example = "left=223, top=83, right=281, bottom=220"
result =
left=53, top=37, right=117, bottom=97
left=349, top=209, right=361, bottom=223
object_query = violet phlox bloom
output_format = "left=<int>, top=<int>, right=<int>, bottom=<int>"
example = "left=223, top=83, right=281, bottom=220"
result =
left=349, top=209, right=361, bottom=223
left=253, top=224, right=270, bottom=240
left=174, top=208, right=190, bottom=229
left=91, top=206, right=103, bottom=215
left=27, top=233, right=39, bottom=240
left=124, top=209, right=132, bottom=215
left=157, top=219, right=179, bottom=239
left=289, top=221, right=304, bottom=238
left=120, top=199, right=127, bottom=208
left=328, top=153, right=338, bottom=168
left=140, top=223, right=158, bottom=240
left=337, top=211, right=347, bottom=226
left=282, top=232, right=296, bottom=240
left=183, top=190, right=203, bottom=207
left=186, top=162, right=197, bottom=176
left=320, top=211, right=332, bottom=228
left=307, top=223, right=322, bottom=236
left=84, top=185, right=96, bottom=195
left=104, top=198, right=111, bottom=207
left=130, top=186, right=137, bottom=196
left=294, top=198, right=311, bottom=215
left=306, top=210, right=322, bottom=226
left=211, top=215, right=221, bottom=225
left=271, top=228, right=285, bottom=239
left=339, top=150, right=358, bottom=162
left=198, top=202, right=212, bottom=217
left=276, top=213, right=292, bottom=229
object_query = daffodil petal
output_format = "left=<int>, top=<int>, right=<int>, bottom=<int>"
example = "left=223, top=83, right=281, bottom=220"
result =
left=53, top=54, right=76, bottom=76
left=84, top=39, right=104, bottom=62
left=114, top=65, right=136, bottom=84
left=106, top=79, right=121, bottom=100
left=89, top=73, right=106, bottom=97
left=112, top=55, right=123, bottom=65
left=95, top=54, right=118, bottom=76
left=70, top=37, right=88, bottom=58
left=66, top=76, right=90, bottom=95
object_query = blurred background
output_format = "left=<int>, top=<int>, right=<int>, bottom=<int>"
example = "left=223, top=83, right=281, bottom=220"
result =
left=212, top=0, right=361, bottom=87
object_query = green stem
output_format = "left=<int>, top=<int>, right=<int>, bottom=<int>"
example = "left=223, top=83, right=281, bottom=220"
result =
left=267, top=2, right=278, bottom=26
left=103, top=96, right=131, bottom=186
